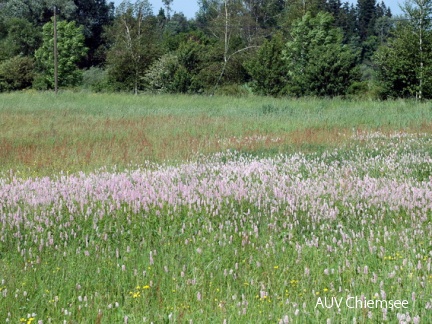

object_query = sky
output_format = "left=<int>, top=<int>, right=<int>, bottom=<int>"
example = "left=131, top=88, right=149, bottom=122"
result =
left=112, top=1, right=403, bottom=19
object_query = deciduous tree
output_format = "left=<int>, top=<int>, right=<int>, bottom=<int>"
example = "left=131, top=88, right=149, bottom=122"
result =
left=105, top=0, right=161, bottom=94
left=35, top=19, right=87, bottom=88
left=402, top=0, right=432, bottom=99
left=245, top=32, right=288, bottom=96
left=70, top=0, right=115, bottom=67
left=373, top=0, right=432, bottom=99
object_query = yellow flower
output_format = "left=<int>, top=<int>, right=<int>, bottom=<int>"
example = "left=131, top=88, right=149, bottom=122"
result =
left=143, top=285, right=150, bottom=289
left=274, top=266, right=279, bottom=269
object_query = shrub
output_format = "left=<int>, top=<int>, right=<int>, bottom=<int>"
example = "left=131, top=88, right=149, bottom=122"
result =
left=0, top=56, right=35, bottom=91
left=82, top=67, right=110, bottom=92
left=144, top=54, right=182, bottom=93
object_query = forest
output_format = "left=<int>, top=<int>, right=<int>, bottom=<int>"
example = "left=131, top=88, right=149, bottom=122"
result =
left=0, top=0, right=430, bottom=99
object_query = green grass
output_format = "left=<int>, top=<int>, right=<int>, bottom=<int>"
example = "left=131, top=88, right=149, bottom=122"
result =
left=1, top=91, right=432, bottom=177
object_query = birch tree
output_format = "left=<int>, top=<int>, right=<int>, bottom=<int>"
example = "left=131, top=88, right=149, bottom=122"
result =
left=198, top=0, right=260, bottom=92
left=401, top=0, right=432, bottom=99
left=105, top=0, right=160, bottom=94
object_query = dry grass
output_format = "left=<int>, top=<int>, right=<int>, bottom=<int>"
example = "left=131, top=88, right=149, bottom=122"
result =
left=2, top=92, right=432, bottom=176
left=1, top=112, right=349, bottom=174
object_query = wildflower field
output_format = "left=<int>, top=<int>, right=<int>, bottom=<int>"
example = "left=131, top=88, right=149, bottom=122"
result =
left=0, top=93, right=431, bottom=323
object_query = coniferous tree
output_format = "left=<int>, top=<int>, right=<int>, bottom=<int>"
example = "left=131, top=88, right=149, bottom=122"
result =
left=357, top=0, right=377, bottom=42
left=283, top=11, right=360, bottom=97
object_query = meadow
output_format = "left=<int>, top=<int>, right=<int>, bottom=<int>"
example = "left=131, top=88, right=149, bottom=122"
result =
left=0, top=92, right=431, bottom=323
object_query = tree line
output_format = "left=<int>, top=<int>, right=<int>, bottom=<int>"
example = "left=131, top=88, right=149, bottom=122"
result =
left=0, top=0, right=430, bottom=99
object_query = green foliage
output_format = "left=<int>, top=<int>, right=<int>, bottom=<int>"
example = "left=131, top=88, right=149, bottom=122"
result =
left=35, top=19, right=87, bottom=88
left=283, top=11, right=360, bottom=97
left=0, top=18, right=41, bottom=60
left=164, top=12, right=190, bottom=35
left=245, top=33, right=288, bottom=97
left=69, top=0, right=115, bottom=67
left=282, top=0, right=327, bottom=30
left=81, top=67, right=110, bottom=92
left=373, top=24, right=421, bottom=98
left=357, top=0, right=377, bottom=42
left=373, top=0, right=432, bottom=99
left=0, top=0, right=77, bottom=25
left=105, top=0, right=161, bottom=94
left=145, top=31, right=216, bottom=94
left=213, top=84, right=250, bottom=96
left=346, top=81, right=372, bottom=98
left=0, top=55, right=35, bottom=91
left=144, top=53, right=182, bottom=93
left=0, top=0, right=430, bottom=100
left=356, top=0, right=393, bottom=60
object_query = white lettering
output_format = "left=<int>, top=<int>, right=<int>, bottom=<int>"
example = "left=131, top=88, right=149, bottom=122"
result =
left=315, top=297, right=324, bottom=308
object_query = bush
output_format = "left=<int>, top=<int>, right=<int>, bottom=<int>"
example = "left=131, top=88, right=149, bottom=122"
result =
left=32, top=73, right=49, bottom=91
left=82, top=67, right=110, bottom=92
left=144, top=54, right=182, bottom=93
left=0, top=56, right=35, bottom=91
left=214, top=84, right=251, bottom=97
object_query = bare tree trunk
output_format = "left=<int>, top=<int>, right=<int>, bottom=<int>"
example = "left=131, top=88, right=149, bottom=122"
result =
left=212, top=0, right=230, bottom=94
left=419, top=4, right=424, bottom=100
left=54, top=5, right=58, bottom=94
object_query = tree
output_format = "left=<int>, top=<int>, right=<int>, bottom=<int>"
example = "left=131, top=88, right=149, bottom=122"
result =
left=402, top=0, right=432, bottom=99
left=152, top=30, right=213, bottom=93
left=0, top=18, right=41, bottom=60
left=196, top=0, right=220, bottom=28
left=280, top=0, right=327, bottom=31
left=0, top=0, right=76, bottom=25
left=35, top=19, right=87, bottom=88
left=105, top=0, right=161, bottom=94
left=325, top=0, right=357, bottom=43
left=357, top=0, right=377, bottom=42
left=356, top=0, right=393, bottom=59
left=144, top=53, right=179, bottom=93
left=70, top=0, right=115, bottom=67
left=0, top=0, right=113, bottom=67
left=162, top=0, right=173, bottom=20
left=283, top=11, right=360, bottom=97
left=373, top=5, right=432, bottom=99
left=245, top=32, right=288, bottom=96
left=242, top=0, right=286, bottom=29
left=197, top=0, right=261, bottom=92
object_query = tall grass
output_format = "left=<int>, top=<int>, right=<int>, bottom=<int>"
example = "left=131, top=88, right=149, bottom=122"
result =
left=1, top=92, right=432, bottom=176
